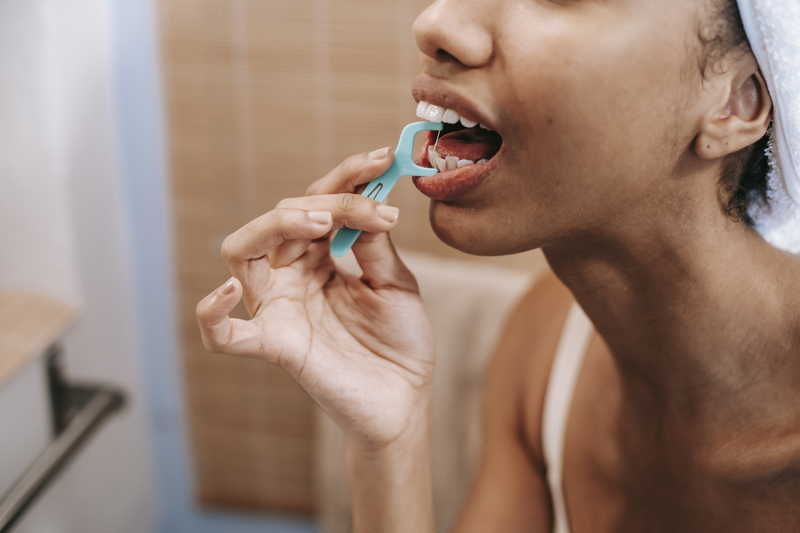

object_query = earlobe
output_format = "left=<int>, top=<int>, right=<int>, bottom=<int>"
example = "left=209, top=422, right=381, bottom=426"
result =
left=695, top=56, right=772, bottom=160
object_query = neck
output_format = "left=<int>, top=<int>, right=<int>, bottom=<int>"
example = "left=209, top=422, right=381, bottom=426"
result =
left=543, top=200, right=799, bottom=426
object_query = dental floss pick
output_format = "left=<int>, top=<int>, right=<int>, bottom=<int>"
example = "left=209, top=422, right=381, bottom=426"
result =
left=329, top=121, right=444, bottom=257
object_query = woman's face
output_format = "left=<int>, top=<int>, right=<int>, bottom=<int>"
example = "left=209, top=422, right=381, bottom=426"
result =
left=411, top=0, right=711, bottom=256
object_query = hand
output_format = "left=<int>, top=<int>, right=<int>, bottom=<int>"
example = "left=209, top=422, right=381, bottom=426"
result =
left=196, top=148, right=436, bottom=448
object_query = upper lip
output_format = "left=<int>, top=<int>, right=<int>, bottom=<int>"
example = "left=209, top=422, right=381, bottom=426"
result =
left=411, top=75, right=498, bottom=133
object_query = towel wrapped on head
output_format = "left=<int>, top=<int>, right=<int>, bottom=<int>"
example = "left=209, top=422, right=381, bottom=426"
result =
left=737, top=0, right=800, bottom=253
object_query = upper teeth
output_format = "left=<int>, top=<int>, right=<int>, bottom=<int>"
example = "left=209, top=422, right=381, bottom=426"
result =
left=416, top=101, right=492, bottom=131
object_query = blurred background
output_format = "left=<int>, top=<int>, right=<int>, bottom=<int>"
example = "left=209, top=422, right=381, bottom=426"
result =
left=0, top=0, right=546, bottom=531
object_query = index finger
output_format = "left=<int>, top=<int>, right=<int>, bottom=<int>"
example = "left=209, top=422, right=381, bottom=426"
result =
left=305, top=147, right=394, bottom=196
left=221, top=208, right=333, bottom=269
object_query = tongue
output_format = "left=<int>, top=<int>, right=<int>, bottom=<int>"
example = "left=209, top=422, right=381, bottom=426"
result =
left=433, top=128, right=502, bottom=162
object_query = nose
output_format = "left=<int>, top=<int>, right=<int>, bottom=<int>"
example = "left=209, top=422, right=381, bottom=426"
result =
left=412, top=0, right=494, bottom=69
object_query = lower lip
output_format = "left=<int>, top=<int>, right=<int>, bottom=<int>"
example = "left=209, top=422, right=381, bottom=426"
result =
left=413, top=147, right=502, bottom=202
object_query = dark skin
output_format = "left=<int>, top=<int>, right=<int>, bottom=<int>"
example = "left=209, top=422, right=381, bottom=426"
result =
left=197, top=0, right=800, bottom=530
left=460, top=273, right=800, bottom=532
left=416, top=0, right=800, bottom=527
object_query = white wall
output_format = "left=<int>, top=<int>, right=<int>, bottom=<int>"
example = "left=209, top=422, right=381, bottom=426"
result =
left=0, top=0, right=81, bottom=304
left=0, top=0, right=157, bottom=531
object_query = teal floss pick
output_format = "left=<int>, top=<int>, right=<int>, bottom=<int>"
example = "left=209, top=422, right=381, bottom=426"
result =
left=329, top=121, right=443, bottom=257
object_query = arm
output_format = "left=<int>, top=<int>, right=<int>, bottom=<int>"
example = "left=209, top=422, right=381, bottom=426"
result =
left=346, top=402, right=434, bottom=533
left=196, top=148, right=437, bottom=533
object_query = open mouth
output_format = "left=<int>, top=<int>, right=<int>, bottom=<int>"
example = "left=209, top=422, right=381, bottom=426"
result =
left=415, top=101, right=503, bottom=171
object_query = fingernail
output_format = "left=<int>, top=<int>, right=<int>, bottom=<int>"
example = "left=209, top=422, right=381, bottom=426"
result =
left=377, top=205, right=400, bottom=223
left=308, top=211, right=332, bottom=225
left=368, top=147, right=392, bottom=160
left=220, top=277, right=236, bottom=294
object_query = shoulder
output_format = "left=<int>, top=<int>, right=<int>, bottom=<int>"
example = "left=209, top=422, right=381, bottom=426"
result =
left=451, top=272, right=576, bottom=532
left=482, top=271, right=576, bottom=465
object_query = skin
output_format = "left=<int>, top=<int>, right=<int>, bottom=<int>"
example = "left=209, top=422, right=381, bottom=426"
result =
left=196, top=0, right=800, bottom=531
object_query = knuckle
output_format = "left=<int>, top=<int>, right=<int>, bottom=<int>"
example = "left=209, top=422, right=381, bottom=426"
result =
left=195, top=300, right=207, bottom=319
left=201, top=327, right=230, bottom=354
left=197, top=324, right=217, bottom=352
left=338, top=155, right=371, bottom=186
left=337, top=193, right=359, bottom=213
left=204, top=336, right=223, bottom=353
left=199, top=333, right=214, bottom=351
left=275, top=207, right=296, bottom=228
left=219, top=235, right=237, bottom=263
left=341, top=153, right=366, bottom=175
left=276, top=198, right=292, bottom=209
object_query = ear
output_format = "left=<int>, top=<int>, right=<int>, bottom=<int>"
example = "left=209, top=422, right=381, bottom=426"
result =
left=695, top=53, right=772, bottom=160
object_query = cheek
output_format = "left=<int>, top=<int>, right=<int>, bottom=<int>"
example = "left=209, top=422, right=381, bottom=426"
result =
left=499, top=17, right=692, bottom=203
left=431, top=5, right=700, bottom=254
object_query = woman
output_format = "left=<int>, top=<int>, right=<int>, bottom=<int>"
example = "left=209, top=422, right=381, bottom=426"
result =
left=196, top=0, right=800, bottom=530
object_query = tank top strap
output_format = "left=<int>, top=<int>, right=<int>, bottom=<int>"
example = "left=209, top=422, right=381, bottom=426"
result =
left=541, top=303, right=594, bottom=533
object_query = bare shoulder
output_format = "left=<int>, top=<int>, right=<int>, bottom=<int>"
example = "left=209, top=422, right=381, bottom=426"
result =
left=451, top=271, right=575, bottom=533
left=484, top=271, right=576, bottom=462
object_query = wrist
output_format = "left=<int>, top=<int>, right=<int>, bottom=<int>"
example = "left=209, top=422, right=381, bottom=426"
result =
left=345, top=391, right=432, bottom=456
left=344, top=395, right=435, bottom=533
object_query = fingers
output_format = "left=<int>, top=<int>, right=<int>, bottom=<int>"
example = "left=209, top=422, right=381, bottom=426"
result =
left=221, top=196, right=399, bottom=313
left=222, top=208, right=333, bottom=268
left=305, top=147, right=394, bottom=195
left=276, top=194, right=400, bottom=233
left=270, top=239, right=313, bottom=269
left=352, top=231, right=419, bottom=293
left=302, top=149, right=416, bottom=292
left=196, top=277, right=261, bottom=357
left=221, top=209, right=333, bottom=314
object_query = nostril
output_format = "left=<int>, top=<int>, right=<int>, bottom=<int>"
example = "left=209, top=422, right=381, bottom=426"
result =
left=436, top=49, right=458, bottom=63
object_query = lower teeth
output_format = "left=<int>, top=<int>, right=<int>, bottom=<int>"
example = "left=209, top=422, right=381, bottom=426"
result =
left=428, top=147, right=488, bottom=171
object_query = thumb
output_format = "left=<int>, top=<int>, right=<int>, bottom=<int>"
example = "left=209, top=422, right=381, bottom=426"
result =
left=351, top=229, right=419, bottom=293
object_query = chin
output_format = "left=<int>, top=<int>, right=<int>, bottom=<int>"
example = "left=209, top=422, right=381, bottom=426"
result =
left=428, top=200, right=543, bottom=256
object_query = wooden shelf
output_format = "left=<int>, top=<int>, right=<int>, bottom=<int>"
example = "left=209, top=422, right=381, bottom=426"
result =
left=0, top=291, right=77, bottom=387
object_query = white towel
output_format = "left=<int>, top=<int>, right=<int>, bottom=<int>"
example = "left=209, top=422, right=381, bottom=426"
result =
left=738, top=0, right=800, bottom=253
